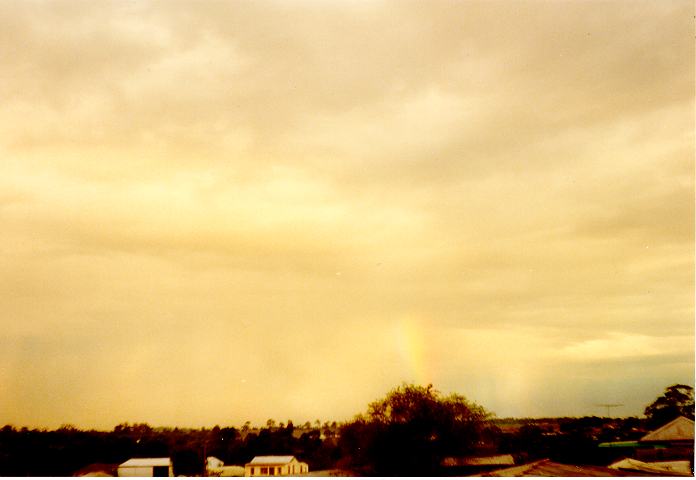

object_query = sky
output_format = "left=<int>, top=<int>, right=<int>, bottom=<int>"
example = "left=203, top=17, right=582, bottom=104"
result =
left=0, top=0, right=693, bottom=429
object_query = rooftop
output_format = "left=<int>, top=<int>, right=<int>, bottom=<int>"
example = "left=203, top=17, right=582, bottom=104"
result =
left=641, top=416, right=694, bottom=442
left=119, top=458, right=171, bottom=468
left=609, top=458, right=692, bottom=476
left=479, top=459, right=651, bottom=477
left=247, top=456, right=297, bottom=465
left=442, top=454, right=515, bottom=467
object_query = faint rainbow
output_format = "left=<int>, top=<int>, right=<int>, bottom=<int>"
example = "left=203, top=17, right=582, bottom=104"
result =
left=395, top=318, right=431, bottom=386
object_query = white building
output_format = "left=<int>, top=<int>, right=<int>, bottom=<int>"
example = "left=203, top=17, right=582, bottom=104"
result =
left=117, top=458, right=173, bottom=477
left=207, top=456, right=225, bottom=471
left=244, top=456, right=309, bottom=477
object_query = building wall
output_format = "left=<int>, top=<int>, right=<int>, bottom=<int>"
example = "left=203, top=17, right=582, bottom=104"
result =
left=118, top=465, right=172, bottom=477
left=245, top=462, right=309, bottom=476
left=118, top=466, right=153, bottom=477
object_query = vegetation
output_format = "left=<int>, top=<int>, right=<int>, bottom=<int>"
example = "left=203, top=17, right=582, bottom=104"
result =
left=0, top=422, right=338, bottom=476
left=644, top=384, right=694, bottom=428
left=337, top=383, right=492, bottom=475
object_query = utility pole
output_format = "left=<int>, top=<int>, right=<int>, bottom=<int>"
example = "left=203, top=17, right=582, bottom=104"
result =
left=596, top=403, right=624, bottom=417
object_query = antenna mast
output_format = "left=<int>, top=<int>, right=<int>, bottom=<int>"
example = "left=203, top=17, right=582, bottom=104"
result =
left=596, top=403, right=624, bottom=417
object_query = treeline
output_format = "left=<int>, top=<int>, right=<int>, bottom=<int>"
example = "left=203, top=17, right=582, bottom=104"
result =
left=1, top=383, right=691, bottom=476
left=0, top=415, right=648, bottom=477
left=0, top=422, right=340, bottom=476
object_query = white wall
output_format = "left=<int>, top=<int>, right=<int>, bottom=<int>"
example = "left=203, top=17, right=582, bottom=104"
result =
left=118, top=466, right=153, bottom=477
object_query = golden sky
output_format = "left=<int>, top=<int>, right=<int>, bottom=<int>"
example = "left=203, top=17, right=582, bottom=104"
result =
left=0, top=0, right=693, bottom=429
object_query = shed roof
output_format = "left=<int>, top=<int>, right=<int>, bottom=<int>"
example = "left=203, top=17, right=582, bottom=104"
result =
left=247, top=456, right=296, bottom=465
left=641, top=416, right=694, bottom=442
left=119, top=458, right=171, bottom=468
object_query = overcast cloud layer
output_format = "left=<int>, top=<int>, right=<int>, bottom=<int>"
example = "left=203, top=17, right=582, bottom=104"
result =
left=0, top=0, right=693, bottom=429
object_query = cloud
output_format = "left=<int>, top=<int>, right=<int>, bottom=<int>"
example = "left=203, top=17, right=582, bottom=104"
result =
left=559, top=333, right=692, bottom=361
left=0, top=0, right=692, bottom=427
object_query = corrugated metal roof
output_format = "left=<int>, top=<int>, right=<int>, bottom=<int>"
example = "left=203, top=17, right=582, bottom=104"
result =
left=480, top=459, right=650, bottom=477
left=442, top=454, right=515, bottom=467
left=609, top=458, right=692, bottom=476
left=641, top=416, right=694, bottom=442
left=248, top=456, right=296, bottom=465
left=119, top=458, right=171, bottom=467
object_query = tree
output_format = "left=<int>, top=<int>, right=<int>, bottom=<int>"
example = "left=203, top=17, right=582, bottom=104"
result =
left=172, top=448, right=203, bottom=476
left=644, top=384, right=694, bottom=428
left=338, top=383, right=491, bottom=475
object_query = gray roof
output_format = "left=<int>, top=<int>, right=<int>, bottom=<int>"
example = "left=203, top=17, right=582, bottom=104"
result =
left=247, top=456, right=297, bottom=465
left=641, top=416, right=694, bottom=442
left=119, top=458, right=171, bottom=468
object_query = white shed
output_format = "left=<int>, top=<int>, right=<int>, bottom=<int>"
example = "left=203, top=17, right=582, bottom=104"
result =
left=207, top=456, right=225, bottom=470
left=117, top=458, right=173, bottom=477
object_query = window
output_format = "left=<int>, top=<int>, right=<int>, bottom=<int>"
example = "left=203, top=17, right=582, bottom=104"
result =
left=261, top=467, right=268, bottom=475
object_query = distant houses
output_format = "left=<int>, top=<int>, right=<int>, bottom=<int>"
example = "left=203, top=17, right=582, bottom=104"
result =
left=480, top=416, right=694, bottom=477
left=244, top=456, right=309, bottom=477
left=117, top=458, right=173, bottom=477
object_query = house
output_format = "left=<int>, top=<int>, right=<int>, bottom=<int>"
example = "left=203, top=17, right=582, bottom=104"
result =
left=638, top=416, right=694, bottom=463
left=117, top=458, right=173, bottom=477
left=244, top=456, right=309, bottom=477
left=599, top=416, right=694, bottom=463
left=640, top=416, right=694, bottom=442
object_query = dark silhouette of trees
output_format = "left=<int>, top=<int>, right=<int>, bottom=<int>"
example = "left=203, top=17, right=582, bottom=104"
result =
left=338, top=383, right=491, bottom=476
left=0, top=421, right=338, bottom=476
left=172, top=448, right=201, bottom=476
left=644, top=384, right=694, bottom=428
left=7, top=383, right=687, bottom=476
